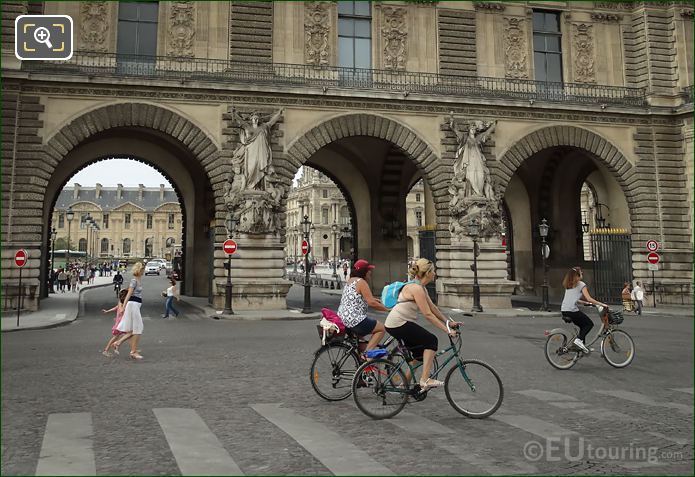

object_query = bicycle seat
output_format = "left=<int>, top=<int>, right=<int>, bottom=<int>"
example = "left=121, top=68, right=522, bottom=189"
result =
left=364, top=348, right=389, bottom=359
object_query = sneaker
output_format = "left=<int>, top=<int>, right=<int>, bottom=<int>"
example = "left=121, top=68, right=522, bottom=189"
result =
left=573, top=338, right=590, bottom=353
left=420, top=378, right=444, bottom=390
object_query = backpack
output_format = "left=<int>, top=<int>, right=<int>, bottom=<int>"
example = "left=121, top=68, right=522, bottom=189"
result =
left=381, top=280, right=415, bottom=309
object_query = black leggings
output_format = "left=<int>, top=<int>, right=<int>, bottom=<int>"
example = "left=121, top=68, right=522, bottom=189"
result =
left=561, top=310, right=594, bottom=341
left=385, top=321, right=438, bottom=361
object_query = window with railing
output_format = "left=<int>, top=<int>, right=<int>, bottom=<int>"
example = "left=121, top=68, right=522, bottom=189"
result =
left=102, top=213, right=109, bottom=229
left=146, top=213, right=153, bottom=229
left=533, top=11, right=563, bottom=83
left=339, top=1, right=372, bottom=82
left=416, top=210, right=423, bottom=227
left=123, top=238, right=131, bottom=255
left=124, top=213, right=131, bottom=229
left=168, top=213, right=175, bottom=229
left=117, top=2, right=159, bottom=74
left=101, top=238, right=109, bottom=253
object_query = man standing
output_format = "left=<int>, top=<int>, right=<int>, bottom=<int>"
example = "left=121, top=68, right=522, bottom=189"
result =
left=632, top=281, right=644, bottom=315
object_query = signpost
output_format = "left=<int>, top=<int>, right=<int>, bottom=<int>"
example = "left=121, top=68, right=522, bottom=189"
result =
left=646, top=241, right=660, bottom=308
left=223, top=239, right=238, bottom=255
left=301, top=240, right=309, bottom=255
left=646, top=240, right=659, bottom=252
left=223, top=239, right=238, bottom=315
left=14, top=249, right=28, bottom=326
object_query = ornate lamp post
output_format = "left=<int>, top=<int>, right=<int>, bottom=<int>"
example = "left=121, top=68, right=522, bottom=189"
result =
left=539, top=218, right=550, bottom=312
left=83, top=214, right=92, bottom=265
left=66, top=207, right=74, bottom=267
left=309, top=223, right=316, bottom=274
left=301, top=215, right=312, bottom=313
left=331, top=222, right=339, bottom=279
left=467, top=217, right=483, bottom=313
left=224, top=214, right=239, bottom=315
left=293, top=226, right=298, bottom=273
left=49, top=227, right=57, bottom=293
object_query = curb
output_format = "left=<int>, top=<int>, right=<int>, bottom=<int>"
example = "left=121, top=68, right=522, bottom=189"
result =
left=181, top=300, right=322, bottom=321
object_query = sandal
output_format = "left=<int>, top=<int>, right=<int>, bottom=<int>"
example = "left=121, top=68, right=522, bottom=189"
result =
left=420, top=378, right=444, bottom=390
left=110, top=343, right=120, bottom=355
left=101, top=350, right=112, bottom=357
left=129, top=352, right=143, bottom=360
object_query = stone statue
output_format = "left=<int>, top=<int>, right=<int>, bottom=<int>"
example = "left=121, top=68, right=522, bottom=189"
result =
left=449, top=115, right=497, bottom=200
left=231, top=107, right=284, bottom=191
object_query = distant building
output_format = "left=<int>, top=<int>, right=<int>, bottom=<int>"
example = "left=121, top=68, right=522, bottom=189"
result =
left=52, top=184, right=183, bottom=261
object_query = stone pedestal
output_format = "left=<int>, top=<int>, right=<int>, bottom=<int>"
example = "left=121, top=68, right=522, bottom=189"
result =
left=436, top=237, right=517, bottom=309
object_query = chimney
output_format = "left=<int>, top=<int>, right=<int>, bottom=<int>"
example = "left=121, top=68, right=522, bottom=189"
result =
left=73, top=183, right=81, bottom=200
left=138, top=184, right=145, bottom=201
left=160, top=184, right=165, bottom=201
left=117, top=184, right=123, bottom=200
left=95, top=183, right=102, bottom=199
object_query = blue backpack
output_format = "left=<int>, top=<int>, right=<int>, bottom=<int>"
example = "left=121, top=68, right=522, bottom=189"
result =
left=381, top=280, right=415, bottom=309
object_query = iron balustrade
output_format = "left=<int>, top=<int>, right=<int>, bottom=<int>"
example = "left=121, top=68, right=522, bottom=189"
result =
left=20, top=51, right=648, bottom=107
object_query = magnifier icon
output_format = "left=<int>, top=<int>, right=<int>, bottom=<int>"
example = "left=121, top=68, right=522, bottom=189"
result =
left=33, top=27, right=53, bottom=49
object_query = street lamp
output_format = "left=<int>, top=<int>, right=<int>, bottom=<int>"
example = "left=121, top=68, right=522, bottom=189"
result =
left=331, top=222, right=339, bottom=279
left=539, top=218, right=550, bottom=312
left=49, top=227, right=57, bottom=293
left=467, top=217, right=483, bottom=313
left=224, top=214, right=239, bottom=315
left=309, top=223, right=316, bottom=274
left=301, top=214, right=312, bottom=313
left=66, top=207, right=74, bottom=266
left=293, top=226, right=298, bottom=273
left=595, top=203, right=610, bottom=229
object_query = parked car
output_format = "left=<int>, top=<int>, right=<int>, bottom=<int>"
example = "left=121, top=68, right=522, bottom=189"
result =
left=144, top=261, right=161, bottom=276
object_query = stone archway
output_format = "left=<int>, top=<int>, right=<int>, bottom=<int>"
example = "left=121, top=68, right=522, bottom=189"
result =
left=37, top=103, right=223, bottom=303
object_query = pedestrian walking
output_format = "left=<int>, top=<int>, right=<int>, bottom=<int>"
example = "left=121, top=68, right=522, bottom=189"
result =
left=632, top=281, right=644, bottom=315
left=101, top=289, right=130, bottom=357
left=70, top=270, right=78, bottom=292
left=79, top=268, right=85, bottom=285
left=111, top=262, right=145, bottom=360
left=162, top=278, right=180, bottom=318
left=342, top=262, right=348, bottom=281
left=621, top=282, right=634, bottom=312
left=57, top=269, right=67, bottom=292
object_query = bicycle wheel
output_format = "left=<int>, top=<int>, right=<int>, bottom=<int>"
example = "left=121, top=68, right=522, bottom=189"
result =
left=601, top=329, right=635, bottom=368
left=310, top=342, right=360, bottom=401
left=352, top=358, right=409, bottom=420
left=545, top=333, right=580, bottom=370
left=445, top=359, right=503, bottom=418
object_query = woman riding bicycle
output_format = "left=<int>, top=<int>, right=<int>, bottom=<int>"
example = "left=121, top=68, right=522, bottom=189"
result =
left=561, top=267, right=608, bottom=353
left=337, top=259, right=389, bottom=354
left=384, top=258, right=460, bottom=390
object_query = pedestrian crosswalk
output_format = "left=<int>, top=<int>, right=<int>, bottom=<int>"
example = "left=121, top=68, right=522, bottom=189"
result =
left=21, top=386, right=694, bottom=476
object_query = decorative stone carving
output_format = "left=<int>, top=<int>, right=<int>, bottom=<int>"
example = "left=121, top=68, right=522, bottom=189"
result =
left=573, top=23, right=596, bottom=84
left=503, top=17, right=528, bottom=79
left=590, top=12, right=623, bottom=22
left=224, top=107, right=285, bottom=235
left=79, top=1, right=109, bottom=52
left=380, top=6, right=407, bottom=71
left=304, top=2, right=331, bottom=66
left=681, top=9, right=694, bottom=17
left=168, top=1, right=195, bottom=58
left=473, top=2, right=506, bottom=11
left=447, top=115, right=502, bottom=239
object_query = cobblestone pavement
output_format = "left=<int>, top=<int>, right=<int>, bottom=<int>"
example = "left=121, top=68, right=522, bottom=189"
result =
left=2, top=275, right=693, bottom=475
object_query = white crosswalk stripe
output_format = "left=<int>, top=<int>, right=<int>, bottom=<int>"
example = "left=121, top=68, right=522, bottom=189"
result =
left=595, top=389, right=693, bottom=414
left=35, top=413, right=96, bottom=476
left=671, top=387, right=694, bottom=395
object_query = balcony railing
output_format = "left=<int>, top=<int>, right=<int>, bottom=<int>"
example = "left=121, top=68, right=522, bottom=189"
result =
left=21, top=51, right=648, bottom=107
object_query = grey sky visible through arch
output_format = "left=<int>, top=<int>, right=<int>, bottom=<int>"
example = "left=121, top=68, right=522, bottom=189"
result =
left=67, top=159, right=304, bottom=187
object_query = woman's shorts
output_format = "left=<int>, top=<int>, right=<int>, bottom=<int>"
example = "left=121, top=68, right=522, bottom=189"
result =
left=385, top=321, right=438, bottom=361
left=350, top=317, right=377, bottom=337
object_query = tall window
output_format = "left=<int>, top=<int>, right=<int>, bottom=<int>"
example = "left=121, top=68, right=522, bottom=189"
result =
left=102, top=214, right=109, bottom=229
left=124, top=213, right=131, bottom=229
left=322, top=189, right=328, bottom=199
left=146, top=214, right=153, bottom=229
left=101, top=238, right=109, bottom=253
left=144, top=238, right=153, bottom=257
left=117, top=2, right=159, bottom=57
left=533, top=11, right=563, bottom=83
left=123, top=238, right=131, bottom=255
left=78, top=238, right=87, bottom=252
left=338, top=1, right=372, bottom=71
left=58, top=213, right=65, bottom=228
left=168, top=213, right=175, bottom=229
left=416, top=193, right=421, bottom=202
left=416, top=210, right=423, bottom=227
left=322, top=209, right=329, bottom=225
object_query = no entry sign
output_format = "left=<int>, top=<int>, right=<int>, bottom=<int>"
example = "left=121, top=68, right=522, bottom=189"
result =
left=647, top=252, right=660, bottom=265
left=223, top=239, right=238, bottom=255
left=301, top=240, right=309, bottom=255
left=646, top=240, right=659, bottom=252
left=14, top=249, right=28, bottom=268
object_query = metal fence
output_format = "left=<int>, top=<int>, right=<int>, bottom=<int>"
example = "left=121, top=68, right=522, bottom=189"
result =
left=21, top=51, right=648, bottom=107
left=590, top=231, right=632, bottom=304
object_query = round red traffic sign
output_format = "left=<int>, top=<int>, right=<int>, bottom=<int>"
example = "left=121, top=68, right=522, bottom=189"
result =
left=301, top=240, right=309, bottom=255
left=646, top=240, right=659, bottom=252
left=223, top=239, right=237, bottom=255
left=647, top=252, right=660, bottom=264
left=14, top=249, right=28, bottom=268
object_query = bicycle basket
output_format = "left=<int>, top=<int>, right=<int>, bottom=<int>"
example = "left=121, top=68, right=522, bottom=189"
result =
left=608, top=310, right=624, bottom=325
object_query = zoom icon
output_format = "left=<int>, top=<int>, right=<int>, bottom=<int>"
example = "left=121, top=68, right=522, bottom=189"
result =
left=15, top=15, right=73, bottom=60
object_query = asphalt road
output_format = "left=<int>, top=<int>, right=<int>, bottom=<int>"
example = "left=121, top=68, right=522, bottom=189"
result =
left=1, top=277, right=693, bottom=475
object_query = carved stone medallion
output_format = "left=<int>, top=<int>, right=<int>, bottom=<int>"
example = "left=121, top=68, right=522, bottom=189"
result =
left=80, top=1, right=109, bottom=52
left=381, top=6, right=407, bottom=71
left=168, top=2, right=195, bottom=58
left=305, top=2, right=330, bottom=66
left=573, top=23, right=596, bottom=83
left=504, top=17, right=528, bottom=79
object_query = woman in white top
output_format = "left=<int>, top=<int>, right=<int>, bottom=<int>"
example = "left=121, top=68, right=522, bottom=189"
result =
left=384, top=258, right=460, bottom=390
left=560, top=267, right=608, bottom=353
left=162, top=278, right=180, bottom=318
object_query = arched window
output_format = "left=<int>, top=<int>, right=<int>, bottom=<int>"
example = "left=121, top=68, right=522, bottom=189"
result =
left=101, top=238, right=109, bottom=254
left=78, top=238, right=87, bottom=252
left=144, top=238, right=153, bottom=257
left=123, top=238, right=131, bottom=255
left=166, top=237, right=175, bottom=247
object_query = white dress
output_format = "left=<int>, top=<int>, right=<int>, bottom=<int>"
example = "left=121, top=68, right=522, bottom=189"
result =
left=116, top=278, right=144, bottom=335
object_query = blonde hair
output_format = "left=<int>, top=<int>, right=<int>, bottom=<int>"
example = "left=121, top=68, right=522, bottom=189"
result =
left=131, top=262, right=145, bottom=277
left=409, top=258, right=435, bottom=280
left=562, top=267, right=582, bottom=289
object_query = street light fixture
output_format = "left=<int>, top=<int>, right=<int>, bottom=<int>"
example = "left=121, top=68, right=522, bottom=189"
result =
left=49, top=227, right=57, bottom=293
left=293, top=226, right=299, bottom=273
left=467, top=217, right=483, bottom=313
left=539, top=218, right=550, bottom=312
left=301, top=215, right=312, bottom=313
left=595, top=202, right=610, bottom=229
left=309, top=223, right=316, bottom=274
left=331, top=222, right=339, bottom=279
left=66, top=207, right=74, bottom=266
left=223, top=213, right=239, bottom=315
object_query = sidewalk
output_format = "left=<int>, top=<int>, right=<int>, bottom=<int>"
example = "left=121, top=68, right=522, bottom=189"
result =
left=180, top=295, right=322, bottom=321
left=1, top=276, right=114, bottom=332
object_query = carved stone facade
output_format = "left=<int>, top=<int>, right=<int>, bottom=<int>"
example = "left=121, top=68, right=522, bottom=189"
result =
left=573, top=23, right=596, bottom=84
left=590, top=12, right=623, bottom=22
left=473, top=2, right=506, bottom=11
left=503, top=17, right=528, bottom=79
left=79, top=1, right=109, bottom=52
left=167, top=1, right=195, bottom=58
left=304, top=1, right=331, bottom=66
left=380, top=6, right=408, bottom=71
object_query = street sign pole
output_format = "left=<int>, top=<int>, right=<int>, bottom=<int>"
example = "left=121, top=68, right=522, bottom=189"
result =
left=302, top=239, right=311, bottom=314
left=222, top=239, right=237, bottom=315
left=17, top=267, right=22, bottom=327
left=652, top=270, right=656, bottom=308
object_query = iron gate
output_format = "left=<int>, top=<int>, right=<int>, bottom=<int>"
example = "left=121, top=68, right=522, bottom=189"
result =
left=589, top=230, right=632, bottom=304
left=418, top=228, right=437, bottom=303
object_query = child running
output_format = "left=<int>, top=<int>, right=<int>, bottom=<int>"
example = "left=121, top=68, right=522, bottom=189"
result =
left=101, top=289, right=130, bottom=357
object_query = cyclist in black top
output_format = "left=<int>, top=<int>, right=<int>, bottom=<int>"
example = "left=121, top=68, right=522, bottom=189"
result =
left=113, top=270, right=124, bottom=292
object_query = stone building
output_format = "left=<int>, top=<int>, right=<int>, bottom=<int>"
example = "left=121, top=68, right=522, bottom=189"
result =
left=51, top=184, right=183, bottom=263
left=2, top=1, right=692, bottom=311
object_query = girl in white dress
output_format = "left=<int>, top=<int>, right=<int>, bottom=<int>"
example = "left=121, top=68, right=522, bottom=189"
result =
left=112, top=262, right=145, bottom=360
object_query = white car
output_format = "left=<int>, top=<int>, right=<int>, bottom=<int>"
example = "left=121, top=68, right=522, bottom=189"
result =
left=144, top=262, right=161, bottom=276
